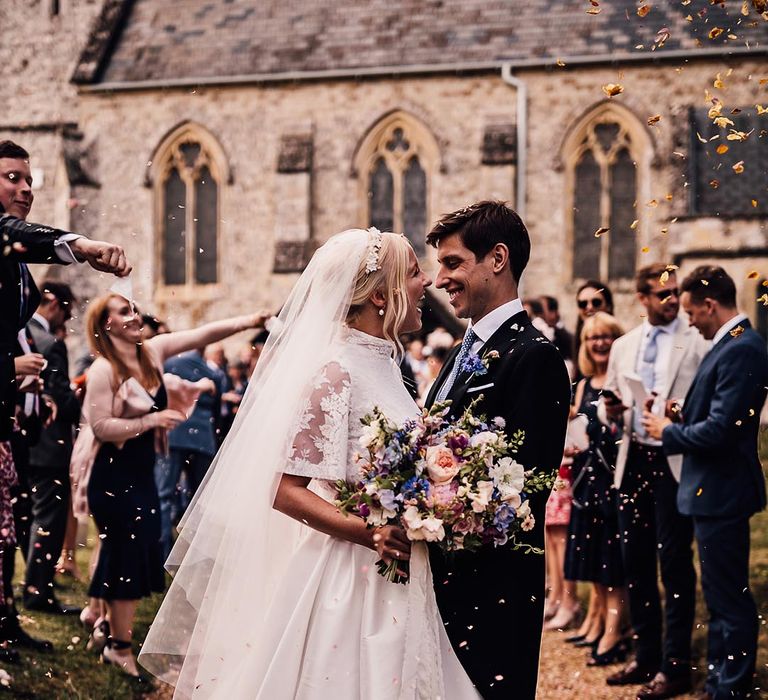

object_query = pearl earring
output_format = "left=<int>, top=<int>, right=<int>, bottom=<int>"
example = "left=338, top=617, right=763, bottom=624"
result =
left=378, top=308, right=385, bottom=317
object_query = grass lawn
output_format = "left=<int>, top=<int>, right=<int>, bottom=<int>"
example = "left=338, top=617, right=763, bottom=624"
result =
left=4, top=533, right=165, bottom=699
left=4, top=430, right=768, bottom=698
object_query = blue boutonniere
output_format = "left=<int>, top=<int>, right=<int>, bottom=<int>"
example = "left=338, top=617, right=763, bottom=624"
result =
left=459, top=349, right=500, bottom=379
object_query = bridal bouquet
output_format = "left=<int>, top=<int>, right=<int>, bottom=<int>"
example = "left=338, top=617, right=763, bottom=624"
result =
left=335, top=399, right=555, bottom=583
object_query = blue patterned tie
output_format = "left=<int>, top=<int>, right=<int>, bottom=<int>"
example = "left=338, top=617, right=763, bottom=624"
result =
left=634, top=326, right=661, bottom=437
left=436, top=329, right=478, bottom=403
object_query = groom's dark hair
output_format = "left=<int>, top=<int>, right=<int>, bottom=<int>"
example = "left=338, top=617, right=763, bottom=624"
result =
left=426, top=200, right=530, bottom=283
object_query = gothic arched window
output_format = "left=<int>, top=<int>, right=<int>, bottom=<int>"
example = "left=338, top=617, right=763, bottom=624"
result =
left=355, top=113, right=440, bottom=258
left=570, top=121, right=638, bottom=281
left=154, top=126, right=226, bottom=287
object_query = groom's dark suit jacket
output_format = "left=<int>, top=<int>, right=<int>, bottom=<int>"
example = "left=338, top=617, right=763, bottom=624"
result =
left=425, top=310, right=571, bottom=699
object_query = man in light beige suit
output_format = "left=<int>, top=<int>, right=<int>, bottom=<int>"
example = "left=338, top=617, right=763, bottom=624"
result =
left=597, top=263, right=709, bottom=700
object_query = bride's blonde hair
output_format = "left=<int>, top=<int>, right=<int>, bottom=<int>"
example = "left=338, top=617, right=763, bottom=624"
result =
left=347, top=231, right=412, bottom=357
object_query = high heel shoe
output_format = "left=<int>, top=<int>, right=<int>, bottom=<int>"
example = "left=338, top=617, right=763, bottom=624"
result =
left=587, top=639, right=629, bottom=667
left=86, top=618, right=109, bottom=654
left=573, top=636, right=601, bottom=649
left=565, top=633, right=587, bottom=644
left=79, top=606, right=99, bottom=634
left=543, top=604, right=581, bottom=631
left=101, top=638, right=154, bottom=687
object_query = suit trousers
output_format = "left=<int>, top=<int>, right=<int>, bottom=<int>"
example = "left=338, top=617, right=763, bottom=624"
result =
left=618, top=442, right=696, bottom=677
left=23, top=464, right=69, bottom=606
left=695, top=514, right=758, bottom=700
left=154, top=448, right=214, bottom=560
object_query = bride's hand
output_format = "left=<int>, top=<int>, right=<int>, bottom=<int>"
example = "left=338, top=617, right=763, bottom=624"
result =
left=372, top=525, right=411, bottom=564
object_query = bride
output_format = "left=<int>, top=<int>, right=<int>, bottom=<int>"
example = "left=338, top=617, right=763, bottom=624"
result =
left=139, top=229, right=480, bottom=699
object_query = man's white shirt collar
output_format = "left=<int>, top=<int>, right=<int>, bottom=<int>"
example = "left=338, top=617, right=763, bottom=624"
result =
left=467, top=298, right=525, bottom=344
left=642, top=316, right=679, bottom=337
left=31, top=312, right=50, bottom=333
left=712, top=313, right=748, bottom=347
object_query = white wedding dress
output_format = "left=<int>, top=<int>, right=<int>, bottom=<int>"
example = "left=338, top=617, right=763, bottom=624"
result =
left=217, top=329, right=479, bottom=699
left=139, top=230, right=479, bottom=700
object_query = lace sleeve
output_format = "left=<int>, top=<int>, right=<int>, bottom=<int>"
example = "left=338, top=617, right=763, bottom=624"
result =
left=285, top=362, right=351, bottom=482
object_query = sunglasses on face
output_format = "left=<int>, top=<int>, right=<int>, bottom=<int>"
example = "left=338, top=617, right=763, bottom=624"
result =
left=585, top=334, right=614, bottom=342
left=577, top=297, right=604, bottom=310
left=650, top=287, right=680, bottom=302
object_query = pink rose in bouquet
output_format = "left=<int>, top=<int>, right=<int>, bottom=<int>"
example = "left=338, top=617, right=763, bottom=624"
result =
left=425, top=445, right=460, bottom=484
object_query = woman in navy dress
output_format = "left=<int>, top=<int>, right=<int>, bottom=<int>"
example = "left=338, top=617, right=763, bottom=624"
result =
left=84, top=293, right=264, bottom=683
left=564, top=312, right=627, bottom=666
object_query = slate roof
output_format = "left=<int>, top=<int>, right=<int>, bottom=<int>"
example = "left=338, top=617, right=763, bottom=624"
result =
left=73, top=0, right=768, bottom=86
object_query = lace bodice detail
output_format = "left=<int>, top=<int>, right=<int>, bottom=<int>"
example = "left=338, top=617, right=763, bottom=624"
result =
left=285, top=328, right=418, bottom=484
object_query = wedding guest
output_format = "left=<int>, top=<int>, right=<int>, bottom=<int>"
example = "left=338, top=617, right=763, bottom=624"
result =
left=0, top=140, right=130, bottom=452
left=541, top=295, right=574, bottom=363
left=0, top=345, right=53, bottom=661
left=542, top=458, right=578, bottom=631
left=573, top=280, right=614, bottom=370
left=83, top=293, right=265, bottom=683
left=523, top=297, right=555, bottom=340
left=419, top=344, right=451, bottom=403
left=644, top=266, right=767, bottom=700
left=23, top=282, right=81, bottom=616
left=599, top=263, right=708, bottom=698
left=563, top=312, right=627, bottom=667
left=156, top=347, right=224, bottom=559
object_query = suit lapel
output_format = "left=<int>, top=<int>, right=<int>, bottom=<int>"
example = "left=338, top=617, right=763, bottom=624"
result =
left=661, top=321, right=689, bottom=399
left=425, top=343, right=461, bottom=408
left=446, top=311, right=530, bottom=411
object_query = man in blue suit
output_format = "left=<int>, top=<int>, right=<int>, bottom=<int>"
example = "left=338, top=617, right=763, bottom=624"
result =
left=644, top=265, right=767, bottom=700
left=156, top=348, right=223, bottom=558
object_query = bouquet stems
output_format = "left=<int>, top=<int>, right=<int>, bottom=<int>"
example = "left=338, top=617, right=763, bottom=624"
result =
left=376, top=558, right=410, bottom=585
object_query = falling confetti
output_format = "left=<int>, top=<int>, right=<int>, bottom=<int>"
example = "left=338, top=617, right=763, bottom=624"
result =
left=594, top=227, right=609, bottom=238
left=647, top=114, right=662, bottom=125
left=747, top=271, right=760, bottom=279
left=732, top=161, right=745, bottom=173
left=602, top=83, right=624, bottom=97
left=637, top=3, right=651, bottom=16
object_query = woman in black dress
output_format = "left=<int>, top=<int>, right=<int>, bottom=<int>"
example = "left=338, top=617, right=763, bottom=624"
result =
left=84, top=293, right=264, bottom=682
left=564, top=311, right=627, bottom=666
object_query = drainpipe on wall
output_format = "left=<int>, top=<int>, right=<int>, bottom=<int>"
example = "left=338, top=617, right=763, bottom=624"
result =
left=500, top=63, right=527, bottom=222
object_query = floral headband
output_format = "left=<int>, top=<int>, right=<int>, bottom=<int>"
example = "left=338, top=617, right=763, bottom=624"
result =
left=365, top=227, right=383, bottom=274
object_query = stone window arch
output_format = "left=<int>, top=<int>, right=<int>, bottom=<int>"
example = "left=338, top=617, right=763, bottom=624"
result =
left=562, top=104, right=652, bottom=282
left=354, top=112, right=440, bottom=257
left=151, top=123, right=229, bottom=287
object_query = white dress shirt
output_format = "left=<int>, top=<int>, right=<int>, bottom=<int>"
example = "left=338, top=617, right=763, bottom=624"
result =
left=712, top=313, right=749, bottom=347
left=635, top=317, right=679, bottom=395
left=633, top=317, right=679, bottom=445
left=466, top=298, right=525, bottom=353
left=31, top=312, right=51, bottom=333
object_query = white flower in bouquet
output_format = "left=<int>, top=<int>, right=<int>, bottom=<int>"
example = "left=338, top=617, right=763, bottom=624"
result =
left=469, top=431, right=499, bottom=448
left=402, top=506, right=445, bottom=541
left=516, top=499, right=531, bottom=520
left=366, top=507, right=388, bottom=527
left=359, top=422, right=383, bottom=450
left=469, top=480, right=494, bottom=513
left=489, top=457, right=525, bottom=501
left=521, top=513, right=536, bottom=531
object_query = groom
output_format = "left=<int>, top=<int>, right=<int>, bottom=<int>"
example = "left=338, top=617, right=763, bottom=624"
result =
left=424, top=201, right=571, bottom=699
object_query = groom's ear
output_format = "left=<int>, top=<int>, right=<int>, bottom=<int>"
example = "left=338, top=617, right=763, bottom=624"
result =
left=490, top=243, right=510, bottom=274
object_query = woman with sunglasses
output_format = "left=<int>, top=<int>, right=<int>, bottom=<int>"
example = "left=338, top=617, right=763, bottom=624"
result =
left=563, top=312, right=627, bottom=667
left=573, top=281, right=614, bottom=376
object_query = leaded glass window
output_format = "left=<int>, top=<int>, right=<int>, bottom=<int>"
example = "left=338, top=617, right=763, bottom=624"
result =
left=363, top=118, right=432, bottom=256
left=159, top=140, right=220, bottom=285
left=571, top=121, right=638, bottom=281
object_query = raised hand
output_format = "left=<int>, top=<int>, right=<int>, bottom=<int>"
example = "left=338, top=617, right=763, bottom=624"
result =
left=70, top=238, right=132, bottom=277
